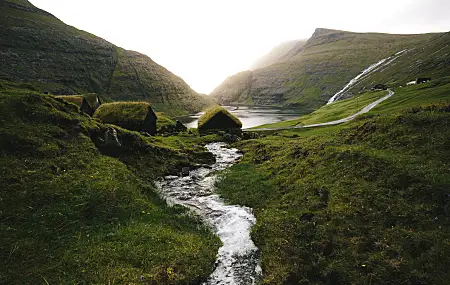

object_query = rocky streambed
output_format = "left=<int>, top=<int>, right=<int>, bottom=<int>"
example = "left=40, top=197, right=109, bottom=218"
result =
left=156, top=142, right=261, bottom=285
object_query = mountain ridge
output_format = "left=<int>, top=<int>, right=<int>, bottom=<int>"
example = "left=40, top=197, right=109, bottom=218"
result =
left=0, top=0, right=211, bottom=116
left=211, top=28, right=448, bottom=113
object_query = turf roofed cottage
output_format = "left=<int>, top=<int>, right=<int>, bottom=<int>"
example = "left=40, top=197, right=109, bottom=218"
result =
left=198, top=106, right=242, bottom=133
left=93, top=102, right=158, bottom=135
left=55, top=94, right=102, bottom=116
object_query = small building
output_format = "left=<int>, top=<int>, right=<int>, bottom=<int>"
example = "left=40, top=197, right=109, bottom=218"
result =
left=93, top=102, right=158, bottom=135
left=55, top=94, right=102, bottom=116
left=406, top=81, right=417, bottom=86
left=416, top=77, right=431, bottom=84
left=80, top=94, right=102, bottom=116
left=198, top=106, right=242, bottom=132
left=371, top=84, right=388, bottom=91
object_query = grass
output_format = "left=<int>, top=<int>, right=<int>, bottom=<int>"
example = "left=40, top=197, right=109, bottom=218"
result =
left=0, top=0, right=211, bottom=116
left=0, top=91, right=220, bottom=284
left=215, top=82, right=450, bottom=284
left=94, top=102, right=152, bottom=124
left=211, top=28, right=441, bottom=111
left=155, top=112, right=176, bottom=131
left=253, top=90, right=386, bottom=129
left=198, top=106, right=242, bottom=130
left=368, top=76, right=450, bottom=114
left=55, top=95, right=83, bottom=106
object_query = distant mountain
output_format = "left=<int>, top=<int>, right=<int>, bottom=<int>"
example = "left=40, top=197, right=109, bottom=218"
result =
left=250, top=40, right=307, bottom=70
left=211, top=28, right=448, bottom=113
left=0, top=0, right=210, bottom=116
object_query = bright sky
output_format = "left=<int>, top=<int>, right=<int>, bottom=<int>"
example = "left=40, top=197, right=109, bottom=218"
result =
left=29, top=0, right=450, bottom=94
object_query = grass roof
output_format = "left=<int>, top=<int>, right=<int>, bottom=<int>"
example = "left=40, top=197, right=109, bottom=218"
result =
left=198, top=106, right=242, bottom=129
left=84, top=93, right=100, bottom=108
left=94, top=102, right=153, bottom=124
left=155, top=112, right=176, bottom=130
left=55, top=95, right=83, bottom=106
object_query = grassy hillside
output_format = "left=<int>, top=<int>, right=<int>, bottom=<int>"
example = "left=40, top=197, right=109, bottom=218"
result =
left=215, top=82, right=450, bottom=284
left=252, top=76, right=450, bottom=129
left=211, top=28, right=446, bottom=113
left=0, top=90, right=220, bottom=284
left=351, top=33, right=450, bottom=93
left=0, top=0, right=210, bottom=116
left=253, top=90, right=387, bottom=129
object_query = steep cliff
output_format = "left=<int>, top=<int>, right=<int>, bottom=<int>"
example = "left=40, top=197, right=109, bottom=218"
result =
left=0, top=0, right=210, bottom=115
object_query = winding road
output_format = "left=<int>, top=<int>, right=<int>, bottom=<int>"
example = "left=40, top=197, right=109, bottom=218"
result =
left=246, top=89, right=394, bottom=131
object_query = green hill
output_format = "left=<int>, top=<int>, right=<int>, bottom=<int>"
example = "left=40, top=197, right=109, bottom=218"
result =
left=0, top=0, right=210, bottom=116
left=211, top=28, right=448, bottom=114
left=216, top=78, right=450, bottom=284
left=0, top=89, right=223, bottom=284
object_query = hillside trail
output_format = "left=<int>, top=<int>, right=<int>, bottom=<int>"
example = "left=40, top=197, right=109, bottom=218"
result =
left=248, top=89, right=394, bottom=131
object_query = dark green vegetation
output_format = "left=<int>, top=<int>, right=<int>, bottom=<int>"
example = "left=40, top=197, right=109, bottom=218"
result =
left=216, top=81, right=450, bottom=284
left=0, top=0, right=211, bottom=116
left=155, top=112, right=177, bottom=132
left=211, top=28, right=449, bottom=113
left=94, top=102, right=157, bottom=134
left=55, top=95, right=84, bottom=106
left=198, top=106, right=242, bottom=131
left=253, top=90, right=387, bottom=129
left=0, top=90, right=221, bottom=284
left=351, top=33, right=450, bottom=94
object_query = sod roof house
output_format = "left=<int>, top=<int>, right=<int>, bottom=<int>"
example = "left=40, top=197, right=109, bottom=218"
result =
left=94, top=102, right=158, bottom=135
left=198, top=106, right=242, bottom=132
left=55, top=94, right=102, bottom=116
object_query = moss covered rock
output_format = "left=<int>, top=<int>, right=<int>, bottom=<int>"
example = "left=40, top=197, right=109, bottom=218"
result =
left=198, top=106, right=242, bottom=132
left=94, top=102, right=157, bottom=134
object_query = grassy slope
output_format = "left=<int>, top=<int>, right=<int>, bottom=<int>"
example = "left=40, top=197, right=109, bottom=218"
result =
left=0, top=0, right=210, bottom=116
left=0, top=91, right=220, bottom=284
left=351, top=32, right=450, bottom=93
left=253, top=90, right=387, bottom=129
left=211, top=28, right=439, bottom=112
left=216, top=81, right=450, bottom=284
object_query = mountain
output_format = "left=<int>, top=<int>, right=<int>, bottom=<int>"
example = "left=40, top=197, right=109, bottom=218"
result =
left=250, top=39, right=307, bottom=70
left=211, top=28, right=448, bottom=113
left=0, top=0, right=210, bottom=116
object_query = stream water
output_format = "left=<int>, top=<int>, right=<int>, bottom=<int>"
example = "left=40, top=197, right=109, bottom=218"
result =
left=156, top=143, right=261, bottom=285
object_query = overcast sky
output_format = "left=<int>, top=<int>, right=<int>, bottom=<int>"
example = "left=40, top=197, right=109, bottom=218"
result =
left=29, top=0, right=450, bottom=94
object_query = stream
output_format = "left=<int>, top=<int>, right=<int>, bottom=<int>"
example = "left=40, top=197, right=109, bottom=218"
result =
left=156, top=143, right=262, bottom=285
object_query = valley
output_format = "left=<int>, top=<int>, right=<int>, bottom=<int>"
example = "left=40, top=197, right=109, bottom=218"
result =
left=1, top=0, right=449, bottom=284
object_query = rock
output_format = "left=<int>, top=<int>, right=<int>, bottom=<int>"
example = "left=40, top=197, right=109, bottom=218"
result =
left=105, top=127, right=121, bottom=147
left=223, top=133, right=232, bottom=141
left=181, top=167, right=190, bottom=177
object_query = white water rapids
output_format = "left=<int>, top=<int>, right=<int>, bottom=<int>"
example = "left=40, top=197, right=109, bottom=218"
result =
left=327, top=49, right=408, bottom=104
left=156, top=143, right=262, bottom=285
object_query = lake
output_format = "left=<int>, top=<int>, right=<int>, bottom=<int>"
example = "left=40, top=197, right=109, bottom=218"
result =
left=176, top=106, right=302, bottom=129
